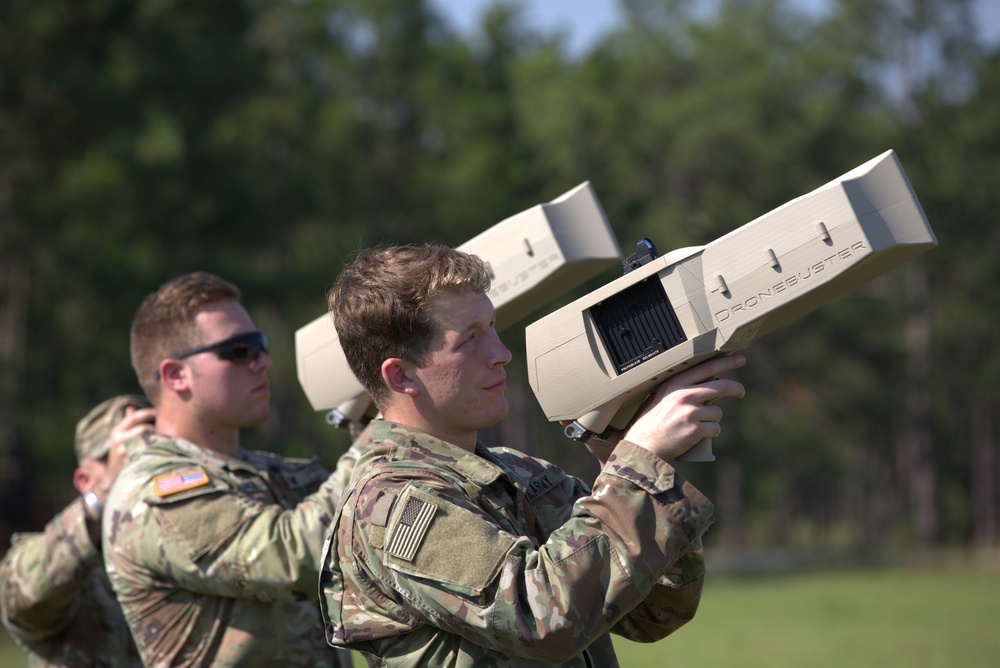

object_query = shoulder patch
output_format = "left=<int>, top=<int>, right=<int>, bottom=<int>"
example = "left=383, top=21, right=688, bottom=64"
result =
left=381, top=484, right=515, bottom=593
left=385, top=493, right=438, bottom=561
left=153, top=468, right=210, bottom=497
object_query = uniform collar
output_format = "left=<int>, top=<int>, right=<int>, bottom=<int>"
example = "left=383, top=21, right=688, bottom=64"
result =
left=144, top=432, right=262, bottom=474
left=370, top=419, right=504, bottom=486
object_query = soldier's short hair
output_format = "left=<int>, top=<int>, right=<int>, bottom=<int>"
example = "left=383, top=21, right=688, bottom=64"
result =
left=130, top=272, right=241, bottom=403
left=74, top=394, right=151, bottom=463
left=328, top=245, right=491, bottom=410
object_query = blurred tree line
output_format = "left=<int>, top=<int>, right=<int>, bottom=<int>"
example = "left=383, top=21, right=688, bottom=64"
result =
left=1, top=0, right=997, bottom=555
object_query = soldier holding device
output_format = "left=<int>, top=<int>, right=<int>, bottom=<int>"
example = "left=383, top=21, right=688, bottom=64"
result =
left=318, top=244, right=744, bottom=666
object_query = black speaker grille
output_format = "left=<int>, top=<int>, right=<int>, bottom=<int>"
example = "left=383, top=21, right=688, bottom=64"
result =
left=591, top=278, right=687, bottom=375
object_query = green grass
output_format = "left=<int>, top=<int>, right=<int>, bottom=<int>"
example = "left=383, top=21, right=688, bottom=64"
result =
left=0, top=631, right=20, bottom=666
left=613, top=568, right=1000, bottom=667
left=3, top=567, right=997, bottom=667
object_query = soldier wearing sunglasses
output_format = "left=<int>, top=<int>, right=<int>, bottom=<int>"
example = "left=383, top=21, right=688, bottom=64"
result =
left=101, top=272, right=352, bottom=668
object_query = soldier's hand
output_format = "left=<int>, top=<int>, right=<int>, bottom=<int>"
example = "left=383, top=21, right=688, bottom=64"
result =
left=623, top=354, right=746, bottom=462
left=102, top=406, right=156, bottom=490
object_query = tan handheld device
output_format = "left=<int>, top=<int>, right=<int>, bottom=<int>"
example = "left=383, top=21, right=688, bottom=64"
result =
left=525, top=150, right=938, bottom=461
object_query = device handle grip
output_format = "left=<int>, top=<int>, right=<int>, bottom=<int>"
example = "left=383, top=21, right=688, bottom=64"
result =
left=676, top=437, right=716, bottom=462
left=675, top=375, right=721, bottom=462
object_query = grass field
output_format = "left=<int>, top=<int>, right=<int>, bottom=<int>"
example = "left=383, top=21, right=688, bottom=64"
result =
left=2, top=565, right=997, bottom=667
left=612, top=566, right=999, bottom=668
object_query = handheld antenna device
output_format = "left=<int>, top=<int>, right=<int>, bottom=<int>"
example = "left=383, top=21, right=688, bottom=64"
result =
left=525, top=150, right=937, bottom=461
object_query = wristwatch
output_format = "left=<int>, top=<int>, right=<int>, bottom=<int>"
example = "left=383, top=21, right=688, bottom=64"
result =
left=83, top=491, right=104, bottom=518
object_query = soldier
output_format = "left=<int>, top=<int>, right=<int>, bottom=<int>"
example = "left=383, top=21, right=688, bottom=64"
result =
left=318, top=244, right=747, bottom=666
left=101, top=271, right=352, bottom=667
left=1, top=394, right=155, bottom=667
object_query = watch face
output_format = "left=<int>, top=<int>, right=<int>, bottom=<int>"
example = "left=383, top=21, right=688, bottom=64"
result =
left=84, top=491, right=104, bottom=517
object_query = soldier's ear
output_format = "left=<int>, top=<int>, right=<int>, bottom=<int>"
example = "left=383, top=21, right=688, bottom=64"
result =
left=72, top=466, right=93, bottom=495
left=382, top=358, right=420, bottom=397
left=159, top=359, right=190, bottom=393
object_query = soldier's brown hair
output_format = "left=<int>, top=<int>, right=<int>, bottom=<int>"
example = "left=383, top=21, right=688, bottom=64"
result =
left=130, top=272, right=241, bottom=403
left=328, top=244, right=491, bottom=410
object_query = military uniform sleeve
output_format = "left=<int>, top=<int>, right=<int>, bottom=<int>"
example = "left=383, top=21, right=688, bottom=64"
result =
left=104, top=460, right=343, bottom=604
left=328, top=440, right=370, bottom=503
left=327, top=439, right=714, bottom=664
left=511, top=443, right=709, bottom=645
left=610, top=534, right=707, bottom=643
left=1, top=499, right=101, bottom=644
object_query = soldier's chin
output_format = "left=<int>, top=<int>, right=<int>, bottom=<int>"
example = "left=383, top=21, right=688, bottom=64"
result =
left=243, top=406, right=272, bottom=427
left=480, top=402, right=509, bottom=430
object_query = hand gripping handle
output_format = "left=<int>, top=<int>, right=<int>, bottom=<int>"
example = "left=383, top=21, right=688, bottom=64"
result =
left=675, top=438, right=716, bottom=462
left=675, top=374, right=721, bottom=462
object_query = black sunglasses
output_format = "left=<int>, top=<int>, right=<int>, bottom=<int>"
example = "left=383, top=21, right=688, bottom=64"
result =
left=172, top=331, right=269, bottom=363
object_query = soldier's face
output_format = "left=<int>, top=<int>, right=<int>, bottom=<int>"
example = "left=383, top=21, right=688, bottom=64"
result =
left=410, top=290, right=512, bottom=443
left=183, top=300, right=272, bottom=429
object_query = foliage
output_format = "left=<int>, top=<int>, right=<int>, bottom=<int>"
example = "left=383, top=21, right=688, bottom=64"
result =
left=1, top=0, right=997, bottom=552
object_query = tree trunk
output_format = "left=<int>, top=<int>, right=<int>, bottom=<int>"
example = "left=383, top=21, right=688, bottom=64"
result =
left=716, top=458, right=745, bottom=547
left=896, top=266, right=936, bottom=545
left=0, top=226, right=31, bottom=548
left=970, top=394, right=996, bottom=547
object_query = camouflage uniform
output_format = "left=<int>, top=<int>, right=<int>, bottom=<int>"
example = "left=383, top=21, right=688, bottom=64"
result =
left=102, top=432, right=353, bottom=668
left=0, top=394, right=149, bottom=667
left=320, top=420, right=715, bottom=667
left=326, top=423, right=373, bottom=508
left=1, top=500, right=142, bottom=667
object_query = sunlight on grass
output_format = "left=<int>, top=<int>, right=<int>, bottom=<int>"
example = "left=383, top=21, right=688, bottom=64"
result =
left=614, top=568, right=999, bottom=667
left=2, top=567, right=997, bottom=667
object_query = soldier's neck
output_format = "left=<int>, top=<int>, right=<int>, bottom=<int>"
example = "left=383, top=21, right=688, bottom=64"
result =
left=155, top=411, right=241, bottom=458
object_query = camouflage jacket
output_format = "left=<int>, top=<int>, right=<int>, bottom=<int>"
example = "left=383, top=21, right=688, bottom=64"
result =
left=319, top=420, right=715, bottom=667
left=102, top=433, right=352, bottom=668
left=1, top=498, right=141, bottom=667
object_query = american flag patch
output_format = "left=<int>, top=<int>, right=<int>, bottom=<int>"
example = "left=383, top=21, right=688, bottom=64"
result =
left=153, top=468, right=210, bottom=497
left=386, top=495, right=437, bottom=561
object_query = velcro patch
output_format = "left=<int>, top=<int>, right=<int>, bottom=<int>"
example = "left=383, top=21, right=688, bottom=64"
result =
left=153, top=468, right=210, bottom=497
left=382, top=486, right=516, bottom=593
left=371, top=491, right=396, bottom=528
left=386, top=494, right=437, bottom=561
